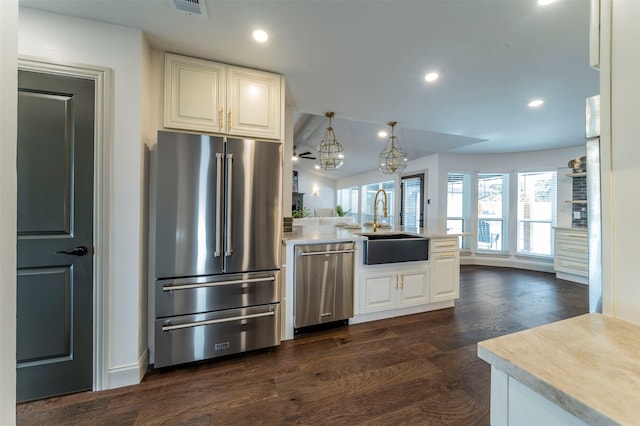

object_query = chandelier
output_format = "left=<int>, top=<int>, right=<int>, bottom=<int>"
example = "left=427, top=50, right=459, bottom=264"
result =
left=379, top=121, right=407, bottom=174
left=316, top=112, right=344, bottom=170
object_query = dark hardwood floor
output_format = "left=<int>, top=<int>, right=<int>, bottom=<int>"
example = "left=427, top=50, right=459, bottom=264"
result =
left=17, top=266, right=589, bottom=425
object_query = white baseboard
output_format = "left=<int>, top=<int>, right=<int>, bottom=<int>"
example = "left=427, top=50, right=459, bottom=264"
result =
left=107, top=348, right=149, bottom=389
left=460, top=257, right=555, bottom=273
left=350, top=300, right=455, bottom=325
left=556, top=271, right=589, bottom=285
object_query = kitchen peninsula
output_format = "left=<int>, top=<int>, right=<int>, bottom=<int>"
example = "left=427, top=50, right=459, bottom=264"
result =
left=478, top=314, right=640, bottom=425
left=281, top=224, right=462, bottom=340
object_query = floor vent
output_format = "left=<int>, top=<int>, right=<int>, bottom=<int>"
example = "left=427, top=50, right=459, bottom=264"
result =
left=168, top=0, right=208, bottom=18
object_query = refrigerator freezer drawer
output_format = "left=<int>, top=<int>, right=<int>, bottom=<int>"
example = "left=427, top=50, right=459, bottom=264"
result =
left=155, top=271, right=280, bottom=318
left=154, top=304, right=280, bottom=368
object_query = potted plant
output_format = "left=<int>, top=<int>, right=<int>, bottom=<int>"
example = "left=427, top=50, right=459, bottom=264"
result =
left=292, top=207, right=312, bottom=218
left=336, top=205, right=351, bottom=217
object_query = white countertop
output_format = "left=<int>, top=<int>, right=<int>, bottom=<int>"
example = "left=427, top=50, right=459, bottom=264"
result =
left=282, top=225, right=464, bottom=245
left=478, top=313, right=640, bottom=425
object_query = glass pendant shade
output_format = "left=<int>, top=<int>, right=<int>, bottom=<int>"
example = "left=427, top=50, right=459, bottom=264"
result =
left=379, top=121, right=407, bottom=174
left=316, top=112, right=344, bottom=170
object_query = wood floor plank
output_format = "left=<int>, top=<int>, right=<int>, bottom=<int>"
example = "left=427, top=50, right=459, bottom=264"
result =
left=16, top=266, right=589, bottom=425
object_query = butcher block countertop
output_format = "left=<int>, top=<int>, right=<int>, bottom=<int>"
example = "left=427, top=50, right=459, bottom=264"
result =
left=478, top=313, right=640, bottom=425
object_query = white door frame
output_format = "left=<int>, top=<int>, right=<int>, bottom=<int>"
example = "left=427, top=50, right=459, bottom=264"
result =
left=18, top=56, right=112, bottom=391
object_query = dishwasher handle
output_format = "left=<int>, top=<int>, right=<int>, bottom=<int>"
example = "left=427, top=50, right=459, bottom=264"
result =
left=297, top=248, right=355, bottom=256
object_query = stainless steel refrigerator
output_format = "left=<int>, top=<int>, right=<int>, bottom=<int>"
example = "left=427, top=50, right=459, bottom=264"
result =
left=151, top=130, right=282, bottom=368
left=586, top=95, right=602, bottom=313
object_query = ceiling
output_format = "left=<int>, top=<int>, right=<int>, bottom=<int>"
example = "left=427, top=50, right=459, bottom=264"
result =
left=20, top=0, right=599, bottom=179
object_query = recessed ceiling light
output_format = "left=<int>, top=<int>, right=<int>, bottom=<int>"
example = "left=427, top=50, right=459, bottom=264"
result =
left=538, top=0, right=556, bottom=5
left=424, top=72, right=439, bottom=82
left=314, top=164, right=320, bottom=170
left=378, top=131, right=388, bottom=138
left=528, top=99, right=544, bottom=108
left=253, top=29, right=269, bottom=43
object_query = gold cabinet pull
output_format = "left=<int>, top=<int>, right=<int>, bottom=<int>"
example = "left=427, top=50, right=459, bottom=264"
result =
left=394, top=274, right=398, bottom=290
left=228, top=111, right=232, bottom=130
left=399, top=274, right=404, bottom=290
left=219, top=108, right=224, bottom=129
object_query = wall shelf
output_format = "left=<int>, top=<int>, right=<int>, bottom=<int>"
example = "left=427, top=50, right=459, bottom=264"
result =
left=566, top=168, right=587, bottom=227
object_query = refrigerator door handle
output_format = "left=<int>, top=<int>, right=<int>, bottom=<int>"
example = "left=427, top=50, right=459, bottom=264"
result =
left=226, top=153, right=234, bottom=256
left=215, top=152, right=224, bottom=257
left=162, top=275, right=276, bottom=292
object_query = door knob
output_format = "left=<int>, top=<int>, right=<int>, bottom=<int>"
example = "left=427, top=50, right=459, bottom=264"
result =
left=56, top=246, right=89, bottom=256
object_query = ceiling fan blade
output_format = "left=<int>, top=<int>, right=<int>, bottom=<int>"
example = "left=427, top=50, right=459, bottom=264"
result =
left=299, top=151, right=312, bottom=156
left=301, top=155, right=316, bottom=160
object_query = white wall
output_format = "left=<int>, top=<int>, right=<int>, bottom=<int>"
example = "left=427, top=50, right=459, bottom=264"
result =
left=0, top=0, right=18, bottom=422
left=440, top=146, right=586, bottom=228
left=336, top=155, right=440, bottom=230
left=440, top=147, right=585, bottom=172
left=602, top=0, right=640, bottom=323
left=19, top=8, right=149, bottom=388
left=400, top=154, right=440, bottom=231
left=138, top=34, right=152, bottom=379
left=294, top=169, right=336, bottom=215
left=336, top=146, right=584, bottom=233
left=442, top=147, right=585, bottom=270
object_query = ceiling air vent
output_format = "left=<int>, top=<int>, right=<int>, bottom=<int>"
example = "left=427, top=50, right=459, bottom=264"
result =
left=168, top=0, right=208, bottom=18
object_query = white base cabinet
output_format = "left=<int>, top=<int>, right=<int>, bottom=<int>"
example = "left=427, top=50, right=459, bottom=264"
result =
left=360, top=266, right=429, bottom=314
left=554, top=228, right=588, bottom=284
left=490, top=368, right=587, bottom=426
left=164, top=53, right=282, bottom=140
left=430, top=237, right=460, bottom=302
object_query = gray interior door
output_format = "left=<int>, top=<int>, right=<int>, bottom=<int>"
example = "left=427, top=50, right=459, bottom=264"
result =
left=16, top=70, right=95, bottom=402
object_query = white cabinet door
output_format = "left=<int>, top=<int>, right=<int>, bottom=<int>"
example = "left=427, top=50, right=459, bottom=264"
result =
left=164, top=54, right=226, bottom=133
left=361, top=266, right=429, bottom=313
left=430, top=251, right=460, bottom=302
left=361, top=272, right=397, bottom=313
left=227, top=66, right=281, bottom=139
left=398, top=270, right=429, bottom=307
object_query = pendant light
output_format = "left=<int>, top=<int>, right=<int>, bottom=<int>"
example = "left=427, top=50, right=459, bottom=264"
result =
left=316, top=112, right=344, bottom=170
left=379, top=121, right=407, bottom=174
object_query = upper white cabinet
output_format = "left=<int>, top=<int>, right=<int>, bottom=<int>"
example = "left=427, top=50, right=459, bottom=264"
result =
left=226, top=66, right=281, bottom=139
left=164, top=53, right=282, bottom=140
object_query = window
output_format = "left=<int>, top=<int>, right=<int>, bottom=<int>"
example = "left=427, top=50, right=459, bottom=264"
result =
left=401, top=174, right=424, bottom=227
left=362, top=181, right=394, bottom=226
left=447, top=172, right=471, bottom=248
left=336, top=186, right=359, bottom=219
left=477, top=173, right=508, bottom=251
left=517, top=171, right=556, bottom=256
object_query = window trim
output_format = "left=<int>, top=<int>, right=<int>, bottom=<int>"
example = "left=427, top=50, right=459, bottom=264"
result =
left=400, top=173, right=424, bottom=227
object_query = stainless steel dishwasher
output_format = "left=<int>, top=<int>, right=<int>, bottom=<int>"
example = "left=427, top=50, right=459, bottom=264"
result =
left=294, top=242, right=355, bottom=331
